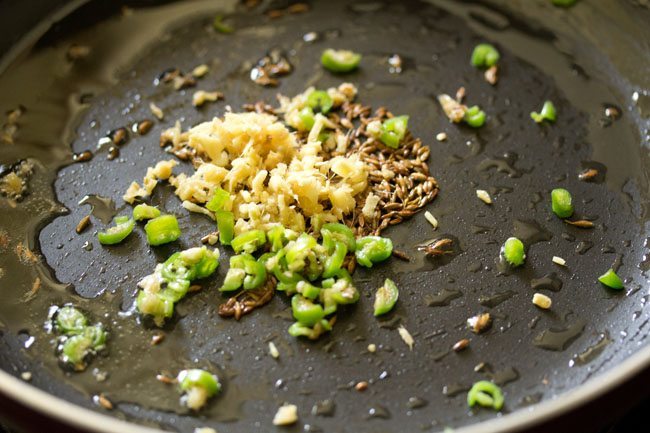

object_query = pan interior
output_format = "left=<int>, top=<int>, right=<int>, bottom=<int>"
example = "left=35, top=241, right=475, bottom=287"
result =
left=1, top=0, right=650, bottom=432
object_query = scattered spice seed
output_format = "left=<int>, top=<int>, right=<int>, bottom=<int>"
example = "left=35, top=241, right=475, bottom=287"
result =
left=155, top=373, right=176, bottom=385
left=476, top=189, right=492, bottom=204
left=75, top=215, right=91, bottom=234
left=578, top=168, right=598, bottom=181
left=367, top=343, right=377, bottom=353
left=387, top=54, right=403, bottom=74
left=438, top=94, right=467, bottom=123
left=355, top=381, right=369, bottom=392
left=455, top=86, right=466, bottom=102
left=172, top=74, right=196, bottom=90
left=107, top=146, right=119, bottom=160
left=436, top=132, right=447, bottom=142
left=273, top=404, right=298, bottom=426
left=72, top=150, right=93, bottom=162
left=192, top=90, right=224, bottom=107
left=287, top=2, right=309, bottom=13
left=269, top=341, right=280, bottom=359
left=565, top=219, right=594, bottom=229
left=149, top=102, right=164, bottom=120
left=419, top=238, right=453, bottom=257
left=424, top=211, right=438, bottom=229
left=136, top=120, right=154, bottom=135
left=250, top=50, right=292, bottom=87
left=453, top=338, right=470, bottom=352
left=192, top=64, right=210, bottom=78
left=188, top=284, right=202, bottom=293
left=484, top=65, right=498, bottom=85
left=200, top=231, right=220, bottom=245
left=218, top=277, right=276, bottom=320
left=95, top=393, right=113, bottom=410
left=552, top=256, right=566, bottom=266
left=467, top=313, right=491, bottom=334
left=392, top=249, right=411, bottom=261
left=397, top=325, right=414, bottom=350
left=532, top=293, right=552, bottom=309
left=109, top=128, right=128, bottom=146
left=151, top=333, right=165, bottom=345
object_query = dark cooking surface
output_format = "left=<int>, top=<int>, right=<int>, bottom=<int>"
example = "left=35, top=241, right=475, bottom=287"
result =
left=1, top=0, right=650, bottom=432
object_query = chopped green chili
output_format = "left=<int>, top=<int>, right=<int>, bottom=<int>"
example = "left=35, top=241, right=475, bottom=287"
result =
left=231, top=229, right=267, bottom=254
left=296, top=280, right=320, bottom=300
left=298, top=107, right=315, bottom=130
left=531, top=100, right=556, bottom=123
left=551, top=188, right=573, bottom=218
left=288, top=319, right=332, bottom=340
left=178, top=369, right=221, bottom=396
left=136, top=291, right=175, bottom=321
left=144, top=215, right=181, bottom=246
left=97, top=215, right=135, bottom=245
left=379, top=115, right=409, bottom=149
left=133, top=204, right=161, bottom=221
left=212, top=15, right=233, bottom=34
left=206, top=188, right=230, bottom=212
left=322, top=241, right=347, bottom=278
left=467, top=380, right=504, bottom=411
left=59, top=325, right=106, bottom=371
left=464, top=106, right=486, bottom=128
left=355, top=236, right=393, bottom=268
left=215, top=210, right=234, bottom=245
left=598, top=269, right=624, bottom=290
left=471, top=43, right=500, bottom=68
left=373, top=278, right=399, bottom=316
left=55, top=306, right=88, bottom=335
left=502, top=237, right=525, bottom=267
left=292, top=294, right=326, bottom=327
left=321, top=223, right=356, bottom=252
left=321, top=48, right=361, bottom=73
left=306, top=90, right=334, bottom=114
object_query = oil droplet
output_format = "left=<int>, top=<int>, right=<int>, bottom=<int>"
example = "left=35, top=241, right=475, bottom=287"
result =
left=78, top=195, right=116, bottom=224
left=530, top=273, right=563, bottom=292
left=533, top=319, right=586, bottom=351
left=478, top=290, right=516, bottom=308
left=425, top=289, right=462, bottom=307
left=570, top=332, right=611, bottom=366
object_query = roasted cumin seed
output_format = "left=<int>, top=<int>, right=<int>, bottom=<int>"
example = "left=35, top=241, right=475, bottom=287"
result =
left=419, top=238, right=453, bottom=257
left=578, top=168, right=598, bottom=181
left=109, top=128, right=128, bottom=146
left=565, top=219, right=595, bottom=228
left=452, top=338, right=470, bottom=352
left=75, top=215, right=91, bottom=234
left=136, top=119, right=154, bottom=135
left=72, top=150, right=93, bottom=163
left=107, top=146, right=119, bottom=160
left=392, top=249, right=411, bottom=261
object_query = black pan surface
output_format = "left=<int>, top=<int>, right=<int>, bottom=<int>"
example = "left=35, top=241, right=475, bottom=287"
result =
left=1, top=0, right=650, bottom=432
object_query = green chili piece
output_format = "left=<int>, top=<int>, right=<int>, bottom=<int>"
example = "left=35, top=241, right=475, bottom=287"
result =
left=306, top=90, right=334, bottom=114
left=213, top=15, right=233, bottom=34
left=502, top=237, right=525, bottom=267
left=145, top=215, right=181, bottom=246
left=231, top=230, right=267, bottom=254
left=551, top=188, right=573, bottom=218
left=285, top=233, right=318, bottom=271
left=98, top=216, right=135, bottom=245
left=471, top=43, right=500, bottom=68
left=531, top=100, right=556, bottom=123
left=161, top=252, right=195, bottom=281
left=322, top=241, right=347, bottom=278
left=298, top=107, right=315, bottom=131
left=162, top=279, right=191, bottom=303
left=215, top=210, right=235, bottom=246
left=598, top=269, right=624, bottom=290
left=60, top=334, right=93, bottom=370
left=187, top=248, right=220, bottom=280
left=133, top=204, right=161, bottom=221
left=288, top=319, right=332, bottom=340
left=83, top=324, right=107, bottom=349
left=136, top=291, right=175, bottom=323
left=292, top=294, right=326, bottom=327
left=355, top=236, right=393, bottom=268
left=296, top=280, right=320, bottom=300
left=379, top=115, right=409, bottom=149
left=467, top=380, right=504, bottom=411
left=374, top=278, right=399, bottom=316
left=55, top=306, right=88, bottom=335
left=321, top=223, right=356, bottom=251
left=321, top=48, right=361, bottom=73
left=178, top=369, right=221, bottom=397
left=243, top=256, right=267, bottom=290
left=206, top=188, right=230, bottom=212
left=220, top=267, right=246, bottom=292
left=464, top=106, right=486, bottom=128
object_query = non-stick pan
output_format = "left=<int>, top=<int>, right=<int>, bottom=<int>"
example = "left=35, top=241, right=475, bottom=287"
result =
left=1, top=0, right=650, bottom=432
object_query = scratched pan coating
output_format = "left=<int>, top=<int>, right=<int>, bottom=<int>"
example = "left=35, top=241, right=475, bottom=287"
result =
left=1, top=0, right=650, bottom=432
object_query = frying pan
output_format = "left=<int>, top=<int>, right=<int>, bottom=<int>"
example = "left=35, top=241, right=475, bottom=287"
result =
left=1, top=0, right=650, bottom=432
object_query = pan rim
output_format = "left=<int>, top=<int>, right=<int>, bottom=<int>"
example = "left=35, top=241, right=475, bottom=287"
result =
left=1, top=343, right=649, bottom=432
